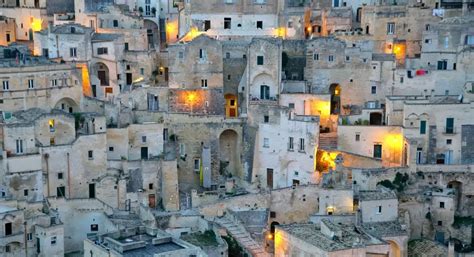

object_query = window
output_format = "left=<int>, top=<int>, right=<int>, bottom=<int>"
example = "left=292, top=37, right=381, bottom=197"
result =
left=28, top=79, right=34, bottom=89
left=437, top=220, right=442, bottom=226
left=260, top=85, right=270, bottom=100
left=178, top=51, right=184, bottom=59
left=149, top=183, right=154, bottom=190
left=345, top=56, right=350, bottom=61
left=447, top=139, right=452, bottom=145
left=387, top=23, right=395, bottom=35
left=299, top=138, right=305, bottom=152
left=328, top=55, right=334, bottom=62
left=6, top=33, right=10, bottom=42
left=91, top=224, right=99, bottom=231
left=16, top=139, right=24, bottom=154
left=88, top=150, right=93, bottom=159
left=377, top=205, right=382, bottom=214
left=256, top=21, right=263, bottom=29
left=437, top=60, right=447, bottom=70
left=264, top=115, right=269, bottom=123
left=270, top=211, right=276, bottom=218
left=97, top=47, right=108, bottom=55
left=288, top=137, right=294, bottom=150
left=313, top=53, right=319, bottom=60
left=204, top=20, right=211, bottom=31
left=109, top=146, right=114, bottom=152
left=142, top=136, right=147, bottom=143
left=2, top=80, right=9, bottom=91
left=446, top=118, right=454, bottom=134
left=199, top=49, right=206, bottom=59
left=263, top=138, right=269, bottom=148
left=58, top=172, right=63, bottom=179
left=373, top=144, right=382, bottom=159
left=57, top=186, right=65, bottom=197
left=113, top=20, right=118, bottom=27
left=257, top=55, right=264, bottom=65
left=425, top=39, right=432, bottom=44
left=355, top=133, right=360, bottom=141
left=371, top=86, right=376, bottom=94
left=224, top=18, right=231, bottom=29
left=49, top=119, right=55, bottom=132
left=193, top=159, right=200, bottom=171
left=27, top=233, right=33, bottom=241
left=466, top=35, right=474, bottom=45
left=201, top=79, right=208, bottom=88
left=70, top=47, right=77, bottom=57
left=5, top=245, right=10, bottom=252
left=288, top=103, right=295, bottom=109
left=440, top=202, right=445, bottom=208
left=420, top=120, right=426, bottom=134
left=50, top=236, right=57, bottom=245
left=24, top=189, right=28, bottom=196
left=227, top=74, right=231, bottom=80
left=5, top=222, right=12, bottom=236
left=51, top=79, right=58, bottom=87
left=425, top=24, right=430, bottom=31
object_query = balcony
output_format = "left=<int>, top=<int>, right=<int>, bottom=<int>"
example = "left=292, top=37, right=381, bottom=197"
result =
left=249, top=95, right=278, bottom=105
left=443, top=127, right=456, bottom=135
left=440, top=1, right=463, bottom=8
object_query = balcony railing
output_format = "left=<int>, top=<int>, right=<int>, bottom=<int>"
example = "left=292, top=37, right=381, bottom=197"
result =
left=440, top=1, right=463, bottom=8
left=443, top=127, right=456, bottom=134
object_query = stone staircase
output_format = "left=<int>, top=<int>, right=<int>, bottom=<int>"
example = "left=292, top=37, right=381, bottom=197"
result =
left=319, top=132, right=338, bottom=150
left=211, top=214, right=271, bottom=257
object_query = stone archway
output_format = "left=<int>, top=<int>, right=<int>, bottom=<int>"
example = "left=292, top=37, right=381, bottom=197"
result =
left=388, top=240, right=401, bottom=257
left=144, top=20, right=159, bottom=49
left=219, top=129, right=239, bottom=178
left=55, top=97, right=79, bottom=113
left=370, top=112, right=383, bottom=125
left=94, top=62, right=110, bottom=86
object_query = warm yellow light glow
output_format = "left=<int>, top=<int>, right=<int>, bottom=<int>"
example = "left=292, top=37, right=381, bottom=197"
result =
left=308, top=100, right=331, bottom=122
left=274, top=27, right=286, bottom=38
left=267, top=234, right=273, bottom=240
left=77, top=64, right=92, bottom=97
left=326, top=206, right=335, bottom=214
left=49, top=119, right=55, bottom=129
left=181, top=26, right=203, bottom=42
left=186, top=92, right=197, bottom=103
left=316, top=150, right=340, bottom=172
left=307, top=26, right=312, bottom=33
left=31, top=18, right=43, bottom=32
left=382, top=133, right=404, bottom=165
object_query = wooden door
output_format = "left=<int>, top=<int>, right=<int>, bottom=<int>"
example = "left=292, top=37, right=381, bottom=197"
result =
left=266, top=168, right=273, bottom=189
left=148, top=194, right=156, bottom=208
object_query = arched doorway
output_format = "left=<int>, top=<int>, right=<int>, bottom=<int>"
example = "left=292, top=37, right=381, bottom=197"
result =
left=329, top=84, right=341, bottom=114
left=225, top=94, right=238, bottom=118
left=447, top=181, right=462, bottom=212
left=94, top=62, right=109, bottom=86
left=270, top=221, right=280, bottom=234
left=144, top=20, right=159, bottom=49
left=55, top=97, right=79, bottom=113
left=219, top=130, right=239, bottom=178
left=388, top=240, right=401, bottom=257
left=370, top=112, right=383, bottom=125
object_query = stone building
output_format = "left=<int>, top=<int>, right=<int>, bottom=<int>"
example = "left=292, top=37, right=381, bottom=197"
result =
left=274, top=219, right=392, bottom=256
left=0, top=16, right=16, bottom=46
left=0, top=45, right=83, bottom=112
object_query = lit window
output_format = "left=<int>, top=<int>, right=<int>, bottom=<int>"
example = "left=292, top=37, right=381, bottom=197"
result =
left=49, top=119, right=55, bottom=132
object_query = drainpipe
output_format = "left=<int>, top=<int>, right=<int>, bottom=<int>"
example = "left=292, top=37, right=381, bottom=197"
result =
left=44, top=153, right=50, bottom=197
left=24, top=221, right=27, bottom=257
left=67, top=153, right=71, bottom=198
left=117, top=180, right=120, bottom=210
